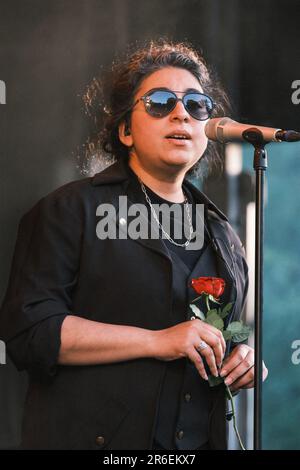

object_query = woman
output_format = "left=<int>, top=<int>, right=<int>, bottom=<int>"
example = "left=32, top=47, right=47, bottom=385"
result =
left=0, top=40, right=267, bottom=450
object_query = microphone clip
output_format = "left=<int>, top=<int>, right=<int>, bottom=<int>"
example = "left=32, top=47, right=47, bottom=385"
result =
left=242, top=128, right=268, bottom=171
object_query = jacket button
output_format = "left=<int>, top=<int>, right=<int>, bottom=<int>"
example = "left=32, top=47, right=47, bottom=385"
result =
left=184, top=393, right=191, bottom=403
left=176, top=430, right=184, bottom=440
left=95, top=435, right=105, bottom=447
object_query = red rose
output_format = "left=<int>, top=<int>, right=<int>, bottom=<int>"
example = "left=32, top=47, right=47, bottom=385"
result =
left=191, top=276, right=225, bottom=299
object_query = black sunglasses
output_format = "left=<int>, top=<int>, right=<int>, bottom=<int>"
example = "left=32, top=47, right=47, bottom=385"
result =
left=132, top=88, right=215, bottom=121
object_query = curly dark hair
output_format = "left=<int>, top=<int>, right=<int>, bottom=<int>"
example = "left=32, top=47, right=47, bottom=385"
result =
left=82, top=39, right=229, bottom=178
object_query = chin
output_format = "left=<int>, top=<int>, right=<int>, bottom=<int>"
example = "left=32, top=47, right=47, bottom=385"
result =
left=164, top=153, right=197, bottom=167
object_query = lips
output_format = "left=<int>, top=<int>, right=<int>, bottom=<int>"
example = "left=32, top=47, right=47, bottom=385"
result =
left=165, top=130, right=192, bottom=140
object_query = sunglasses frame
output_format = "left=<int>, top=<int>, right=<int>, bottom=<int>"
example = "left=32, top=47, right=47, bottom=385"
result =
left=132, top=87, right=215, bottom=121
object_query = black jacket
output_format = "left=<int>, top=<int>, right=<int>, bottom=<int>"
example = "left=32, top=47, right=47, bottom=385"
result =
left=0, top=158, right=248, bottom=450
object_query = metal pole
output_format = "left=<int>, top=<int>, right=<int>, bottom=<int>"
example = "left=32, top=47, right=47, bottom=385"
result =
left=254, top=165, right=265, bottom=450
left=242, top=129, right=268, bottom=450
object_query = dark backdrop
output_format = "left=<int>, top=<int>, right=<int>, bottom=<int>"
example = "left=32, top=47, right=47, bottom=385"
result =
left=0, top=0, right=299, bottom=448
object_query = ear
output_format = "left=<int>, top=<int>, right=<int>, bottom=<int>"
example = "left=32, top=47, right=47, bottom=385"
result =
left=119, top=121, right=133, bottom=147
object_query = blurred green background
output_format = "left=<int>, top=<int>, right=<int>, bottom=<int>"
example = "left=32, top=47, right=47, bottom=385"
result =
left=242, top=142, right=300, bottom=449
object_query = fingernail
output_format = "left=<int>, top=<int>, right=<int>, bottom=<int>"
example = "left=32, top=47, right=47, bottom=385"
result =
left=214, top=370, right=219, bottom=377
left=225, top=377, right=232, bottom=385
left=220, top=369, right=227, bottom=377
left=204, top=373, right=208, bottom=381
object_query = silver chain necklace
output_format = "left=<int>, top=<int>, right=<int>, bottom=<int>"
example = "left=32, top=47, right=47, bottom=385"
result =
left=138, top=178, right=194, bottom=247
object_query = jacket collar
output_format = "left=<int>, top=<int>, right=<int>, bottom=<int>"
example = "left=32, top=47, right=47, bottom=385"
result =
left=91, top=158, right=228, bottom=223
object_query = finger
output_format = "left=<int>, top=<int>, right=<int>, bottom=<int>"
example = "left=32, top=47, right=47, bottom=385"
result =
left=231, top=362, right=268, bottom=391
left=204, top=323, right=226, bottom=356
left=193, top=319, right=226, bottom=357
left=231, top=378, right=254, bottom=391
left=188, top=348, right=208, bottom=381
left=220, top=345, right=252, bottom=377
left=192, top=320, right=225, bottom=366
left=228, top=366, right=254, bottom=390
left=223, top=353, right=254, bottom=386
left=239, top=380, right=254, bottom=389
left=196, top=343, right=219, bottom=377
left=199, top=331, right=224, bottom=369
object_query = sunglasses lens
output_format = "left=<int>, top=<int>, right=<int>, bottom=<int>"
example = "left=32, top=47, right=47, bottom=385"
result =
left=145, top=91, right=176, bottom=117
left=183, top=93, right=214, bottom=120
left=142, top=90, right=214, bottom=120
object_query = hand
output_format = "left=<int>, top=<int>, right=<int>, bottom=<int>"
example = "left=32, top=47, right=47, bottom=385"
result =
left=154, top=319, right=226, bottom=381
left=219, top=344, right=268, bottom=392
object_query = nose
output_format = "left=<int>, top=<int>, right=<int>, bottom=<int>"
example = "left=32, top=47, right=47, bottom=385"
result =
left=169, top=98, right=190, bottom=123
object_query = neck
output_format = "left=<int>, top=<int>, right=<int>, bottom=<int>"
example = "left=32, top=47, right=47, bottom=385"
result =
left=128, top=157, right=187, bottom=203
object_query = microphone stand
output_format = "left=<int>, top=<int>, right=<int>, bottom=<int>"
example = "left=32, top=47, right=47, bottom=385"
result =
left=242, top=128, right=267, bottom=450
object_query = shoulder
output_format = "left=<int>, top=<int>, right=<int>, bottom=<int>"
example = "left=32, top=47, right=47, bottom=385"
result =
left=20, top=159, right=135, bottom=226
left=21, top=173, right=119, bottom=227
left=39, top=176, right=95, bottom=211
left=24, top=160, right=128, bottom=220
left=18, top=178, right=89, bottom=228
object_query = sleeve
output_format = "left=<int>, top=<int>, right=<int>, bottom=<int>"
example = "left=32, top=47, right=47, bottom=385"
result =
left=0, top=191, right=83, bottom=378
left=7, top=314, right=67, bottom=380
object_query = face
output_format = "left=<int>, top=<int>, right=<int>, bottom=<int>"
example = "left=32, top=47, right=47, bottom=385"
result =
left=119, top=67, right=209, bottom=179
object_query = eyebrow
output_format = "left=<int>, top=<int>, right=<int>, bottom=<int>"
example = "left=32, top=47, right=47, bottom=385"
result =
left=184, top=87, right=202, bottom=93
left=157, top=87, right=202, bottom=94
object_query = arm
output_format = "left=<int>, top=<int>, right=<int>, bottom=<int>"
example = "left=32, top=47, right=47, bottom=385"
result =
left=58, top=315, right=157, bottom=364
left=58, top=314, right=226, bottom=383
left=0, top=191, right=82, bottom=376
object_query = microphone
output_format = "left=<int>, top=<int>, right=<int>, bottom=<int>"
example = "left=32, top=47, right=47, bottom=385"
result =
left=205, top=117, right=300, bottom=143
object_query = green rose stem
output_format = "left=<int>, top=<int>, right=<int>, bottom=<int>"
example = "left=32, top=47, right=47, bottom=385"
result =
left=225, top=384, right=246, bottom=450
left=190, top=289, right=248, bottom=450
left=201, top=294, right=246, bottom=450
left=205, top=294, right=210, bottom=312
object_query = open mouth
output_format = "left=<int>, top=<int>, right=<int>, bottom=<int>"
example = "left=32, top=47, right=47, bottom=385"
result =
left=165, top=133, right=191, bottom=140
